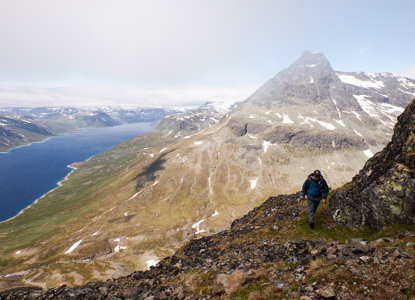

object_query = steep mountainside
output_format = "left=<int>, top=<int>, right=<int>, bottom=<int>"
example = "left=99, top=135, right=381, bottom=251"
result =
left=329, top=98, right=415, bottom=229
left=228, top=51, right=414, bottom=152
left=1, top=51, right=415, bottom=290
left=0, top=116, right=52, bottom=152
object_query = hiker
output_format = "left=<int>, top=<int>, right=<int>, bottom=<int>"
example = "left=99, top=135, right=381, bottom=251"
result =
left=300, top=170, right=329, bottom=229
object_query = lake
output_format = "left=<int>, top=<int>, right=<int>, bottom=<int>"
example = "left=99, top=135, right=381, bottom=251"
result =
left=0, top=122, right=153, bottom=222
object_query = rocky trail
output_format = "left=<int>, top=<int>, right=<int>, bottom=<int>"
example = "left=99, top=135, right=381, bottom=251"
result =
left=2, top=192, right=414, bottom=299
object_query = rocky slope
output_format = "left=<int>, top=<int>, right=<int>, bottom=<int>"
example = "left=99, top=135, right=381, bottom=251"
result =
left=1, top=51, right=415, bottom=290
left=329, top=98, right=415, bottom=229
left=2, top=193, right=414, bottom=299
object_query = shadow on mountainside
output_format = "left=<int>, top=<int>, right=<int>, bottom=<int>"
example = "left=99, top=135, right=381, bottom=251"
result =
left=133, top=150, right=174, bottom=189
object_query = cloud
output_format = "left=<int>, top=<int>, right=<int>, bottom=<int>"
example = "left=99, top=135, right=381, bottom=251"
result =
left=398, top=64, right=415, bottom=79
left=359, top=47, right=370, bottom=53
left=0, top=83, right=260, bottom=108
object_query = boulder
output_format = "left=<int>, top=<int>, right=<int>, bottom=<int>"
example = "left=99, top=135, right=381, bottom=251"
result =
left=213, top=269, right=247, bottom=295
left=329, top=98, right=415, bottom=229
left=317, top=286, right=336, bottom=298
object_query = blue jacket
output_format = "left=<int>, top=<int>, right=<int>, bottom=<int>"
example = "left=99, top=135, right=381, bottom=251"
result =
left=302, top=175, right=329, bottom=201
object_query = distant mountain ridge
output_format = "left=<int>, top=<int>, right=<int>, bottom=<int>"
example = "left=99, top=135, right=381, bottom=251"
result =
left=156, top=100, right=238, bottom=137
left=0, top=106, right=179, bottom=152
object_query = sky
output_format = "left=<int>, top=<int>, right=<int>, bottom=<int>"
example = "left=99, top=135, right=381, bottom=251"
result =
left=0, top=0, right=414, bottom=107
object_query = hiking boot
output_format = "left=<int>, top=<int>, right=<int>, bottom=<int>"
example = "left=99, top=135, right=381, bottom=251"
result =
left=309, top=222, right=314, bottom=229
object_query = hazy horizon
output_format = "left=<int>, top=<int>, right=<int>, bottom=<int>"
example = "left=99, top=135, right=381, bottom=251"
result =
left=0, top=0, right=414, bottom=108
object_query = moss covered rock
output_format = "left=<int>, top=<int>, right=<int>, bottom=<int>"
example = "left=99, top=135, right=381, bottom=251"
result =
left=329, top=98, right=415, bottom=229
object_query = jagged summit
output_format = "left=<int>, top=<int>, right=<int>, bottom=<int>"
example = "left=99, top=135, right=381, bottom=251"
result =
left=329, top=98, right=415, bottom=229
left=288, top=50, right=333, bottom=71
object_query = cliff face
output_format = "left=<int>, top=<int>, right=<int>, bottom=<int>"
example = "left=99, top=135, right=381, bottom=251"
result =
left=329, top=98, right=415, bottom=229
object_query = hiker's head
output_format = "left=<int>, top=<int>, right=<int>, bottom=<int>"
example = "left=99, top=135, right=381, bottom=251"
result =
left=313, top=170, right=321, bottom=179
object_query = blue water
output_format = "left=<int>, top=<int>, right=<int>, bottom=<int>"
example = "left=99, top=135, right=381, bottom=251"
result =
left=0, top=122, right=153, bottom=222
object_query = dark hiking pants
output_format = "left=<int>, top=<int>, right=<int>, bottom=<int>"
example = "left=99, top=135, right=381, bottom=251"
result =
left=307, top=198, right=321, bottom=224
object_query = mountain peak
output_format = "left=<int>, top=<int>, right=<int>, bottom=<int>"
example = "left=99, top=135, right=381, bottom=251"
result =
left=289, top=50, right=333, bottom=70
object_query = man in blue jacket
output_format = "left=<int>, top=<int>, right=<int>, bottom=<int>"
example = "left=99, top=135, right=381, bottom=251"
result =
left=300, top=170, right=329, bottom=229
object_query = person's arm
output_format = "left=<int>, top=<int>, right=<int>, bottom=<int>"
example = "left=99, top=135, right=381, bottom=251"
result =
left=301, top=179, right=309, bottom=199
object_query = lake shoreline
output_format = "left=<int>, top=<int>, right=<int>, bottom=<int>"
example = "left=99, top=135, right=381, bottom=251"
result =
left=0, top=122, right=154, bottom=224
left=0, top=136, right=54, bottom=155
left=0, top=162, right=81, bottom=225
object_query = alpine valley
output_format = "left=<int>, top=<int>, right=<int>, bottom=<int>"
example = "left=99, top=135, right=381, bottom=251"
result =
left=1, top=51, right=415, bottom=292
left=0, top=107, right=178, bottom=153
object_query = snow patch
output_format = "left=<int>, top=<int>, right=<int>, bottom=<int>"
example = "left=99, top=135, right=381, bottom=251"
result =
left=124, top=212, right=129, bottom=217
left=263, top=140, right=273, bottom=153
left=265, top=111, right=271, bottom=115
left=316, top=120, right=336, bottom=130
left=194, top=141, right=203, bottom=145
left=159, top=147, right=168, bottom=153
left=184, top=135, right=191, bottom=139
left=307, top=64, right=317, bottom=67
left=309, top=77, right=314, bottom=83
left=398, top=77, right=415, bottom=89
left=128, top=190, right=143, bottom=200
left=149, top=153, right=154, bottom=158
left=211, top=211, right=219, bottom=217
left=65, top=240, right=83, bottom=254
left=192, top=219, right=206, bottom=235
left=353, top=129, right=363, bottom=137
left=114, top=238, right=121, bottom=242
left=247, top=134, right=257, bottom=139
left=338, top=74, right=384, bottom=89
left=114, top=245, right=128, bottom=253
left=92, top=231, right=99, bottom=236
left=335, top=120, right=345, bottom=127
left=282, top=114, right=294, bottom=124
left=379, top=103, right=404, bottom=114
left=250, top=178, right=258, bottom=190
left=146, top=259, right=159, bottom=268
left=363, top=149, right=374, bottom=158
left=153, top=180, right=159, bottom=186
left=15, top=251, right=21, bottom=255
left=353, top=95, right=379, bottom=118
left=298, top=115, right=335, bottom=130
left=351, top=111, right=361, bottom=120
left=331, top=98, right=341, bottom=119
left=275, top=112, right=282, bottom=118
